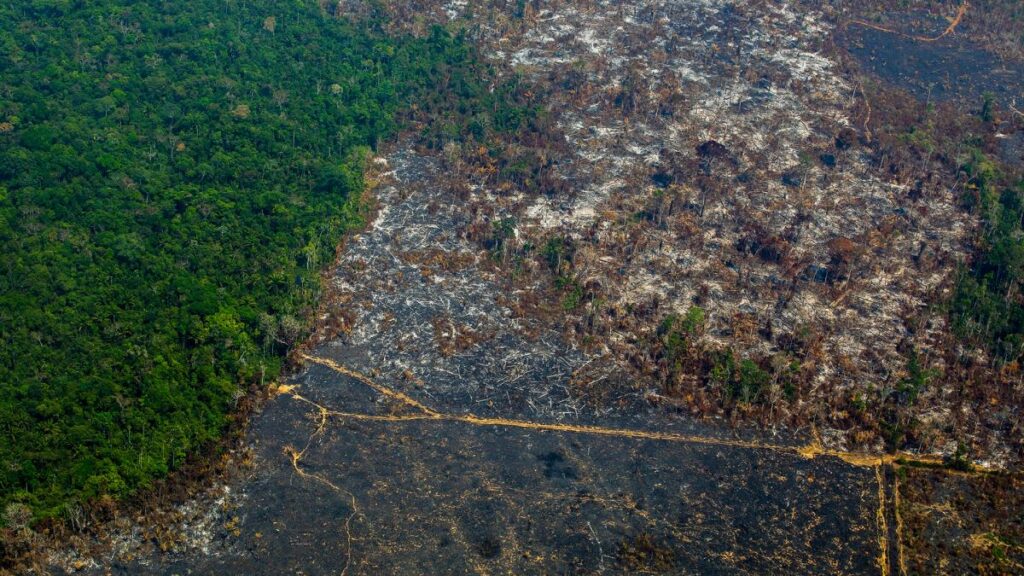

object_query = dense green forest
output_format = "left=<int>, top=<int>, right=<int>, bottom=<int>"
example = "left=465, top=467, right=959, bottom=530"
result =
left=952, top=150, right=1024, bottom=362
left=0, top=0, right=509, bottom=519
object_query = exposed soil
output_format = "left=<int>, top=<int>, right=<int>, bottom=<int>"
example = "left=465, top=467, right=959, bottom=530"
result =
left=899, top=468, right=1024, bottom=575
left=841, top=18, right=1024, bottom=109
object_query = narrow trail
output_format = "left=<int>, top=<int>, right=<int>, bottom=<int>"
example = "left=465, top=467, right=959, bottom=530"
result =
left=876, top=465, right=909, bottom=576
left=848, top=2, right=970, bottom=43
left=892, top=472, right=908, bottom=576
left=281, top=383, right=361, bottom=576
left=875, top=466, right=890, bottom=576
left=295, top=354, right=992, bottom=474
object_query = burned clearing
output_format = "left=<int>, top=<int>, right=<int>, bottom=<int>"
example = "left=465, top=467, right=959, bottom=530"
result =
left=842, top=25, right=1024, bottom=109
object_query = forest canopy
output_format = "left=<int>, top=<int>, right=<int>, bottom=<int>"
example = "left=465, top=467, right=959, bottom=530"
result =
left=0, top=0, right=507, bottom=519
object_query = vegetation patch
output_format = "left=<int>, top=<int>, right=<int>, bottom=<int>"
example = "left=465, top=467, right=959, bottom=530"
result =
left=0, top=0, right=504, bottom=521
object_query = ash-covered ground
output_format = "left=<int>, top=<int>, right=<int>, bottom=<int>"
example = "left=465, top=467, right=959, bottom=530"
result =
left=103, top=403, right=883, bottom=575
left=478, top=0, right=970, bottom=455
left=311, top=151, right=598, bottom=421
left=381, top=0, right=1024, bottom=463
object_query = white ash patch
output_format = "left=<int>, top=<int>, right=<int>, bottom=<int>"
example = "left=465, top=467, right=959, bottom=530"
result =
left=443, top=0, right=467, bottom=20
left=374, top=0, right=977, bottom=454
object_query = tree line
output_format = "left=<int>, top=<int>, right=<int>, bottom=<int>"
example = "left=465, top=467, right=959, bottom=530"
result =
left=0, top=0, right=521, bottom=521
